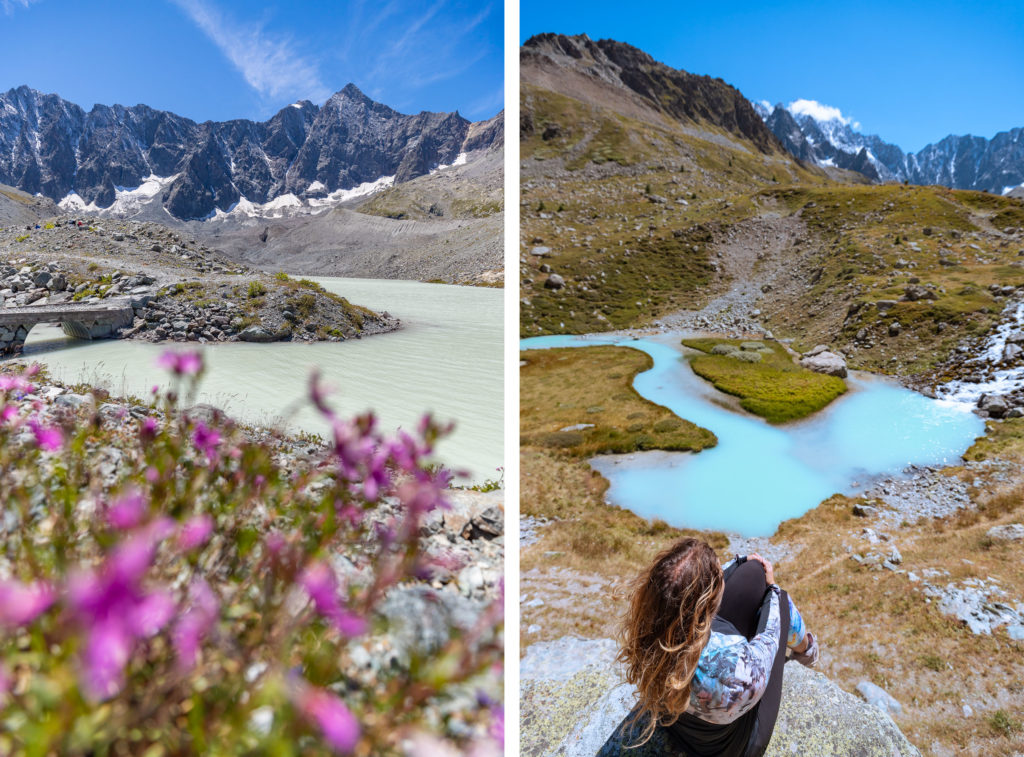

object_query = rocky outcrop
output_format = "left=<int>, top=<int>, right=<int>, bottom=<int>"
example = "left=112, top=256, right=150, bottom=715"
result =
left=521, top=637, right=921, bottom=757
left=799, top=346, right=848, bottom=378
left=521, top=34, right=783, bottom=155
left=0, top=84, right=493, bottom=221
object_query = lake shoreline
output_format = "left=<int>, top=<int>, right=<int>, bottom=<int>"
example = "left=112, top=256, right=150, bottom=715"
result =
left=521, top=332, right=983, bottom=536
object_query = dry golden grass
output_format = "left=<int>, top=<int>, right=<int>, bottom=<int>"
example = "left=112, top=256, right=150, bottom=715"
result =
left=520, top=346, right=716, bottom=455
left=520, top=449, right=728, bottom=647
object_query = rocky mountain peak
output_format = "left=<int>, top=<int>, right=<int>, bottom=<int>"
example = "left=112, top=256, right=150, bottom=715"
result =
left=758, top=101, right=1024, bottom=193
left=0, top=84, right=494, bottom=221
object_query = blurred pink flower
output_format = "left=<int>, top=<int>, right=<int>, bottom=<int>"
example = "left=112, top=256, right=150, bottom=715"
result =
left=156, top=350, right=203, bottom=376
left=172, top=577, right=218, bottom=670
left=27, top=418, right=63, bottom=451
left=264, top=531, right=286, bottom=556
left=193, top=421, right=221, bottom=463
left=106, top=489, right=147, bottom=531
left=489, top=705, right=504, bottom=744
left=299, top=561, right=366, bottom=637
left=140, top=416, right=158, bottom=439
left=294, top=682, right=359, bottom=754
left=0, top=578, right=55, bottom=627
left=178, top=514, right=213, bottom=551
left=67, top=520, right=175, bottom=699
left=0, top=374, right=33, bottom=394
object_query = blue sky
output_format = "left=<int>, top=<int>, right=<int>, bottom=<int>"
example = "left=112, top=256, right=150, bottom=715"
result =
left=521, top=0, right=1024, bottom=153
left=0, top=0, right=503, bottom=122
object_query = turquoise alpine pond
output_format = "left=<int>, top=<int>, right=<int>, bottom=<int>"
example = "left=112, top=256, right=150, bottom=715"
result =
left=521, top=333, right=984, bottom=536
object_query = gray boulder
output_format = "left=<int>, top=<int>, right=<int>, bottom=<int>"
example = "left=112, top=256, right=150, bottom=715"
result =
left=856, top=680, right=903, bottom=717
left=238, top=325, right=275, bottom=343
left=522, top=637, right=920, bottom=756
left=978, top=393, right=1009, bottom=418
left=379, top=585, right=480, bottom=663
left=800, top=350, right=848, bottom=378
left=903, top=285, right=937, bottom=302
left=987, top=523, right=1024, bottom=542
left=544, top=274, right=565, bottom=290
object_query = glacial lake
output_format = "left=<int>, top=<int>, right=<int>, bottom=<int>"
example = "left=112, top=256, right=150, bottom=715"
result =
left=521, top=333, right=985, bottom=536
left=21, top=278, right=503, bottom=483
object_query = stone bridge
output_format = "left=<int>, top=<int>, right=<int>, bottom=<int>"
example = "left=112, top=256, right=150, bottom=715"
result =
left=0, top=299, right=134, bottom=356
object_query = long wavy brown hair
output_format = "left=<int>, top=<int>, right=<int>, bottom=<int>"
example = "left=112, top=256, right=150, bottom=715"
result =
left=616, top=537, right=724, bottom=746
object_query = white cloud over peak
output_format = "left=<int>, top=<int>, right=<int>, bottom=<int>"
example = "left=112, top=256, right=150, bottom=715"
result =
left=2, top=0, right=41, bottom=14
left=788, top=98, right=860, bottom=129
left=170, top=0, right=331, bottom=104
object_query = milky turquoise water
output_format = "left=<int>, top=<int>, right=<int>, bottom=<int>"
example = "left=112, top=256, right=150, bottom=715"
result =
left=521, top=333, right=984, bottom=536
left=20, top=279, right=503, bottom=483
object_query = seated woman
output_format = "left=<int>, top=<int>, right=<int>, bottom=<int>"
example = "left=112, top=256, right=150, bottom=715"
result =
left=606, top=537, right=818, bottom=757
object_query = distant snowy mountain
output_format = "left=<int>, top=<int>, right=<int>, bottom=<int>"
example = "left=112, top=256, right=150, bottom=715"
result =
left=754, top=99, right=1024, bottom=194
left=0, top=84, right=501, bottom=221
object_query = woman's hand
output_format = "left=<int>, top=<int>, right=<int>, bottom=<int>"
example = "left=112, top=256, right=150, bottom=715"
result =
left=748, top=553, right=775, bottom=585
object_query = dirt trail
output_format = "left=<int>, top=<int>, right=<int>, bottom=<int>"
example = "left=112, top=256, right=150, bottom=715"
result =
left=656, top=211, right=809, bottom=336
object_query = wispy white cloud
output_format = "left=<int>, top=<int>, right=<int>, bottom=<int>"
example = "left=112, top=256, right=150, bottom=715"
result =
left=2, top=0, right=41, bottom=15
left=368, top=1, right=495, bottom=90
left=169, top=0, right=331, bottom=104
left=788, top=98, right=861, bottom=129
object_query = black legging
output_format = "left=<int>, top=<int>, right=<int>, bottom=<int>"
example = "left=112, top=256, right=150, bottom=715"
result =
left=716, top=559, right=790, bottom=756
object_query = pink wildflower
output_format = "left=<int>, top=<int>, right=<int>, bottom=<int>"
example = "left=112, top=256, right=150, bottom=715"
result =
left=171, top=577, right=219, bottom=670
left=27, top=418, right=63, bottom=451
left=106, top=489, right=148, bottom=530
left=156, top=350, right=203, bottom=376
left=192, top=421, right=221, bottom=463
left=0, top=578, right=55, bottom=627
left=299, top=561, right=367, bottom=637
left=178, top=514, right=213, bottom=551
left=264, top=530, right=286, bottom=556
left=1, top=404, right=17, bottom=423
left=67, top=520, right=175, bottom=699
left=140, top=415, right=158, bottom=439
left=489, top=705, right=504, bottom=744
left=293, top=681, right=360, bottom=754
left=0, top=374, right=33, bottom=394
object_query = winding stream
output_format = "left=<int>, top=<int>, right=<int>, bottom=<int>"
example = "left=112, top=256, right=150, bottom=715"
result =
left=522, top=333, right=985, bottom=536
left=21, top=278, right=503, bottom=483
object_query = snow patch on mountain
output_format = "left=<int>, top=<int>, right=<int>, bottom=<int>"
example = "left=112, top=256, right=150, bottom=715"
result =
left=60, top=174, right=179, bottom=218
left=58, top=192, right=101, bottom=214
left=307, top=174, right=395, bottom=208
left=205, top=174, right=396, bottom=222
left=60, top=172, right=395, bottom=223
left=432, top=152, right=469, bottom=173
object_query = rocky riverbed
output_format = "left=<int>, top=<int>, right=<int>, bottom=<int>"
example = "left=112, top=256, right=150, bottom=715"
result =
left=0, top=218, right=399, bottom=350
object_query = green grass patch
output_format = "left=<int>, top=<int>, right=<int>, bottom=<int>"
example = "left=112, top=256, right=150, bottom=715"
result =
left=964, top=417, right=1024, bottom=462
left=683, top=338, right=846, bottom=423
left=247, top=281, right=267, bottom=298
left=520, top=346, right=716, bottom=456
